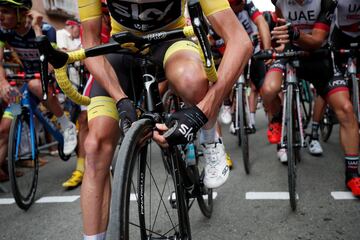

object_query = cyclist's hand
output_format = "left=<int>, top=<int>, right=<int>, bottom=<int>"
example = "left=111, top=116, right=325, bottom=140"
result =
left=28, top=10, right=43, bottom=29
left=163, top=106, right=208, bottom=146
left=271, top=18, right=300, bottom=44
left=153, top=123, right=169, bottom=148
left=116, top=98, right=137, bottom=134
left=0, top=83, right=19, bottom=104
left=275, top=43, right=286, bottom=53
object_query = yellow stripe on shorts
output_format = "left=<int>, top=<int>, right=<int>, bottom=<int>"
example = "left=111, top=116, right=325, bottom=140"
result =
left=163, top=40, right=200, bottom=67
left=2, top=110, right=14, bottom=120
left=87, top=96, right=119, bottom=122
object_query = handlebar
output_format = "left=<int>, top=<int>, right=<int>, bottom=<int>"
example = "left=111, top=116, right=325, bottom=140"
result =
left=36, top=3, right=217, bottom=107
left=253, top=49, right=329, bottom=61
left=7, top=72, right=40, bottom=80
left=332, top=43, right=360, bottom=56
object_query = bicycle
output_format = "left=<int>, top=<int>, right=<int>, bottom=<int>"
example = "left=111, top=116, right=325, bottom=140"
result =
left=233, top=70, right=251, bottom=174
left=6, top=73, right=72, bottom=210
left=253, top=49, right=326, bottom=211
left=36, top=1, right=217, bottom=238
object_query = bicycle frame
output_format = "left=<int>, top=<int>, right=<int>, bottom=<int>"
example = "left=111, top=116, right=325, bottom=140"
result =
left=280, top=62, right=306, bottom=149
left=15, top=83, right=64, bottom=157
left=234, top=74, right=251, bottom=131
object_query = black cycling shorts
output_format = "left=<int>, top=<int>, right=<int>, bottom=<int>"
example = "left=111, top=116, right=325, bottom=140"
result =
left=267, top=44, right=348, bottom=98
left=249, top=58, right=267, bottom=90
left=89, top=40, right=177, bottom=101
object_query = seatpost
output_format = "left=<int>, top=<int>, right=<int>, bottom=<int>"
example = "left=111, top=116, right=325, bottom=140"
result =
left=140, top=59, right=163, bottom=115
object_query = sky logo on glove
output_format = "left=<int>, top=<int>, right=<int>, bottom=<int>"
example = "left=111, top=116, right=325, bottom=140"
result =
left=179, top=124, right=194, bottom=142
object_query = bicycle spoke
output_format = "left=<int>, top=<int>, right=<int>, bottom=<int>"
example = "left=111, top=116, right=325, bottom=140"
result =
left=145, top=156, right=176, bottom=233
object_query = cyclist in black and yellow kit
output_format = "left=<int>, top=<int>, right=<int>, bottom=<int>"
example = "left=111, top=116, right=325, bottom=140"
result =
left=78, top=0, right=253, bottom=238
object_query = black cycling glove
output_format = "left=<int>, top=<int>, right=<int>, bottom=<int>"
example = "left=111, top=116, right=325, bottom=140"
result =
left=163, top=106, right=208, bottom=145
left=287, top=22, right=300, bottom=41
left=116, top=98, right=137, bottom=133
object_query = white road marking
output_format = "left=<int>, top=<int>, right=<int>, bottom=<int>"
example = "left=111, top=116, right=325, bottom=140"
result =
left=331, top=191, right=358, bottom=200
left=35, top=196, right=80, bottom=203
left=131, top=192, right=218, bottom=201
left=1, top=191, right=357, bottom=205
left=0, top=198, right=15, bottom=204
left=246, top=192, right=299, bottom=200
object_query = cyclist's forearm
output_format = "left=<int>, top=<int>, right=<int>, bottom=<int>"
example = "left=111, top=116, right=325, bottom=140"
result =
left=294, top=30, right=328, bottom=51
left=84, top=57, right=127, bottom=101
left=81, top=18, right=127, bottom=101
left=198, top=35, right=253, bottom=120
left=201, top=10, right=253, bottom=119
left=255, top=17, right=272, bottom=50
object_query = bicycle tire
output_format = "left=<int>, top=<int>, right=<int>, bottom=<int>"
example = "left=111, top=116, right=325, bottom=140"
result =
left=191, top=146, right=213, bottom=218
left=237, top=83, right=250, bottom=174
left=58, top=145, right=71, bottom=161
left=8, top=110, right=39, bottom=210
left=299, top=80, right=313, bottom=128
left=285, top=84, right=297, bottom=211
left=320, top=108, right=333, bottom=142
left=107, top=118, right=191, bottom=240
left=162, top=89, right=213, bottom=218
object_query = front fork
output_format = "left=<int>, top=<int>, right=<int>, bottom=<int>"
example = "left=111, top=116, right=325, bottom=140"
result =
left=280, top=63, right=306, bottom=149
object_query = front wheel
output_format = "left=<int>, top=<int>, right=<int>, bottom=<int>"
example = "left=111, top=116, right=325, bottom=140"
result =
left=8, top=110, right=39, bottom=210
left=237, top=84, right=250, bottom=174
left=285, top=85, right=297, bottom=211
left=107, top=118, right=191, bottom=240
left=319, top=107, right=333, bottom=142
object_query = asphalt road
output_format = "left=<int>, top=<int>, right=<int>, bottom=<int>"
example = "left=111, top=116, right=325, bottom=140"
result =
left=0, top=109, right=359, bottom=240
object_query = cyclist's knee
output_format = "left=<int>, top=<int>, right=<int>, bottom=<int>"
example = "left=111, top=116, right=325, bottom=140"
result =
left=85, top=132, right=113, bottom=156
left=28, top=80, right=41, bottom=96
left=84, top=134, right=114, bottom=175
left=261, top=83, right=279, bottom=101
left=334, top=101, right=355, bottom=125
left=169, top=71, right=207, bottom=104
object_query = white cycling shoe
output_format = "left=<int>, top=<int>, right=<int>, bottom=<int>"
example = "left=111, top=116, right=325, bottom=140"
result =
left=308, top=139, right=323, bottom=156
left=62, top=122, right=78, bottom=155
left=277, top=147, right=288, bottom=163
left=229, top=122, right=236, bottom=135
left=202, top=140, right=230, bottom=189
left=219, top=105, right=232, bottom=125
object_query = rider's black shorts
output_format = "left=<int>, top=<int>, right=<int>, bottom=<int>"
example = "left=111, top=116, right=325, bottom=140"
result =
left=267, top=44, right=348, bottom=98
left=249, top=58, right=266, bottom=90
left=89, top=40, right=177, bottom=101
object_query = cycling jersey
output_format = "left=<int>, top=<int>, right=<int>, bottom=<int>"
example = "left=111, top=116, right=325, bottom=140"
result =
left=0, top=23, right=56, bottom=74
left=334, top=0, right=360, bottom=38
left=78, top=0, right=230, bottom=34
left=272, top=0, right=336, bottom=34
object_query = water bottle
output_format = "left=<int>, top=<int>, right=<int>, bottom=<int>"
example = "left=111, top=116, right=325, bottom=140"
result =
left=8, top=82, right=21, bottom=116
left=185, top=143, right=196, bottom=166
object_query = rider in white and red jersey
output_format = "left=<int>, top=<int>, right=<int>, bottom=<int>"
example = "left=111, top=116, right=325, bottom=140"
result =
left=331, top=0, right=360, bottom=74
left=268, top=0, right=360, bottom=197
